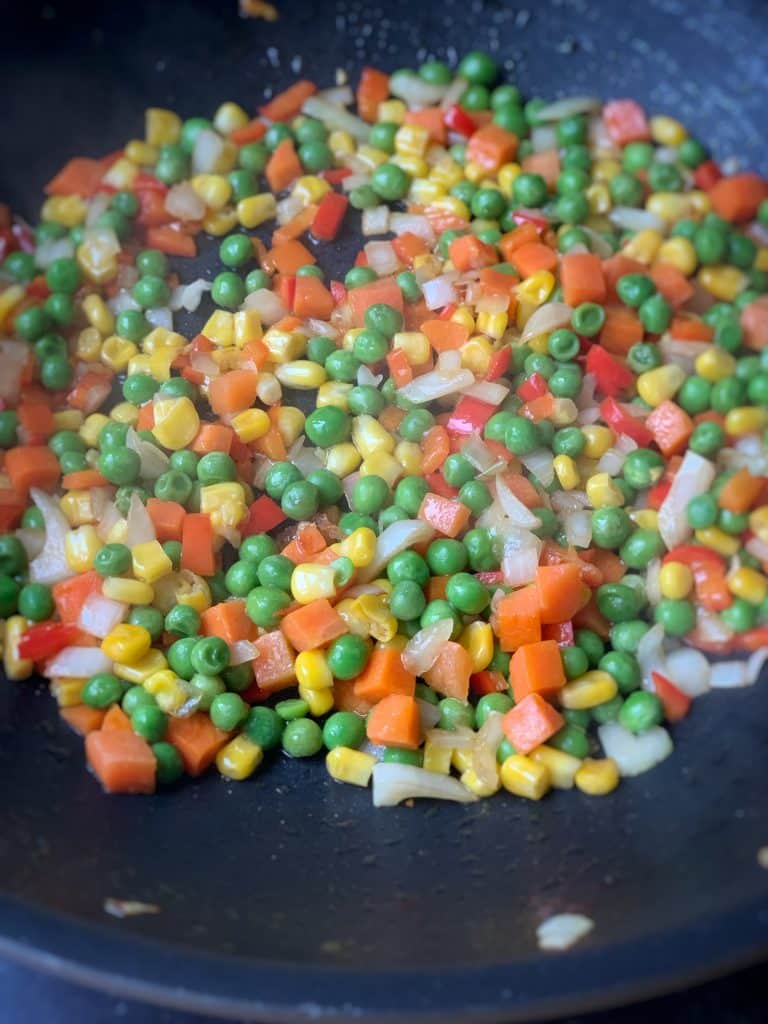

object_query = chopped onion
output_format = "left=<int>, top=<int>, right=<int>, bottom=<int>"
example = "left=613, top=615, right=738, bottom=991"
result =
left=341, top=172, right=371, bottom=193
left=417, top=699, right=441, bottom=732
left=422, top=273, right=458, bottom=311
left=578, top=226, right=613, bottom=259
left=710, top=661, right=750, bottom=688
left=474, top=292, right=509, bottom=314
left=610, top=207, right=665, bottom=232
left=551, top=489, right=589, bottom=513
left=83, top=225, right=121, bottom=259
left=364, top=240, right=400, bottom=276
left=28, top=489, right=74, bottom=585
left=341, top=471, right=360, bottom=506
left=495, top=477, right=541, bottom=529
left=125, top=490, right=156, bottom=547
left=126, top=427, right=170, bottom=480
left=501, top=531, right=540, bottom=587
left=531, top=125, right=558, bottom=152
left=0, top=341, right=29, bottom=402
left=658, top=450, right=715, bottom=549
left=46, top=646, right=113, bottom=678
left=520, top=448, right=554, bottom=486
left=357, top=365, right=383, bottom=388
left=361, top=206, right=390, bottom=236
left=390, top=213, right=435, bottom=244
left=192, top=128, right=225, bottom=173
left=644, top=558, right=662, bottom=605
left=372, top=763, right=477, bottom=806
left=388, top=70, right=448, bottom=108
left=576, top=371, right=596, bottom=410
left=252, top=456, right=273, bottom=490
left=694, top=607, right=733, bottom=645
left=520, top=302, right=573, bottom=344
left=78, top=593, right=128, bottom=638
left=304, top=318, right=339, bottom=340
left=426, top=726, right=474, bottom=750
left=85, top=192, right=110, bottom=227
left=165, top=182, right=206, bottom=221
left=747, top=648, right=768, bottom=686
left=535, top=96, right=601, bottom=121
left=243, top=288, right=287, bottom=325
left=537, top=913, right=595, bottom=951
left=302, top=96, right=370, bottom=141
left=746, top=536, right=768, bottom=563
left=463, top=433, right=502, bottom=475
left=464, top=380, right=509, bottom=406
left=316, top=85, right=353, bottom=106
left=398, top=366, right=475, bottom=405
left=358, top=519, right=434, bottom=583
left=440, top=76, right=468, bottom=109
left=276, top=193, right=304, bottom=226
left=637, top=623, right=668, bottom=688
left=664, top=648, right=711, bottom=697
left=660, top=336, right=708, bottom=373
left=96, top=501, right=122, bottom=542
left=597, top=435, right=636, bottom=475
left=145, top=306, right=173, bottom=331
left=287, top=438, right=322, bottom=476
left=34, top=237, right=75, bottom=269
left=402, top=618, right=454, bottom=675
left=564, top=510, right=592, bottom=548
left=170, top=278, right=211, bottom=313
left=15, top=527, right=45, bottom=560
left=598, top=721, right=673, bottom=777
left=108, top=289, right=141, bottom=315
left=230, top=640, right=258, bottom=666
left=472, top=711, right=504, bottom=790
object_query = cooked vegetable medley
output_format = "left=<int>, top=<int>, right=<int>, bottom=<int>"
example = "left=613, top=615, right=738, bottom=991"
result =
left=1, top=53, right=767, bottom=803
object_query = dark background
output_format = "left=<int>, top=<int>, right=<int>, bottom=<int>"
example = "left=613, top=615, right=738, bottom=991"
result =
left=1, top=0, right=767, bottom=1021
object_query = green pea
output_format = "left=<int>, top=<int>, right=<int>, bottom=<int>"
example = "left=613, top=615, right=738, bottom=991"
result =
left=245, top=268, right=272, bottom=292
left=130, top=704, right=168, bottom=742
left=82, top=673, right=124, bottom=710
left=616, top=273, right=656, bottom=308
left=532, top=506, right=558, bottom=539
left=446, top=572, right=490, bottom=615
left=648, top=161, right=682, bottom=192
left=122, top=372, right=158, bottom=404
left=475, top=692, right=513, bottom=726
left=256, top=554, right=294, bottom=592
left=210, top=692, right=248, bottom=731
left=281, top=480, right=319, bottom=520
left=504, top=415, right=540, bottom=455
left=58, top=451, right=86, bottom=474
left=718, top=508, right=749, bottom=535
left=304, top=468, right=343, bottom=507
left=98, top=448, right=141, bottom=487
left=125, top=606, right=163, bottom=642
left=347, top=385, right=386, bottom=417
left=677, top=374, right=712, bottom=415
left=350, top=474, right=388, bottom=516
left=555, top=192, right=590, bottom=225
left=623, top=449, right=665, bottom=490
left=154, top=470, right=193, bottom=505
left=572, top=302, right=606, bottom=337
left=229, top=168, right=257, bottom=202
left=561, top=645, right=589, bottom=680
left=371, top=162, right=411, bottom=201
left=45, top=257, right=81, bottom=294
left=190, top=636, right=229, bottom=676
left=238, top=139, right=268, bottom=172
left=420, top=600, right=461, bottom=639
left=619, top=691, right=664, bottom=734
left=558, top=226, right=590, bottom=253
left=282, top=718, right=323, bottom=757
left=609, top=171, right=644, bottom=206
left=548, top=362, right=582, bottom=397
left=338, top=512, right=377, bottom=536
left=305, top=406, right=350, bottom=447
left=655, top=598, right=696, bottom=637
left=550, top=723, right=590, bottom=758
left=591, top=507, right=632, bottom=550
left=326, top=633, right=370, bottom=680
left=0, top=411, right=18, bottom=449
left=0, top=535, right=26, bottom=576
left=598, top=651, right=641, bottom=695
left=196, top=452, right=237, bottom=486
left=122, top=685, right=158, bottom=714
left=164, top=603, right=201, bottom=638
left=548, top=328, right=580, bottom=361
left=424, top=539, right=467, bottom=576
left=721, top=598, right=758, bottom=632
left=246, top=586, right=292, bottom=629
left=211, top=271, right=246, bottom=310
left=574, top=628, right=605, bottom=667
left=396, top=270, right=422, bottom=303
left=597, top=583, right=641, bottom=623
left=17, top=582, right=53, bottom=622
left=299, top=139, right=333, bottom=171
left=512, top=172, right=548, bottom=207
left=160, top=377, right=197, bottom=400
left=711, top=376, right=745, bottom=414
left=322, top=711, right=366, bottom=750
left=219, top=233, right=253, bottom=268
left=388, top=580, right=426, bottom=621
left=133, top=274, right=170, bottom=309
left=386, top=551, right=429, bottom=588
left=609, top=620, right=649, bottom=654
left=620, top=529, right=664, bottom=569
left=0, top=574, right=19, bottom=617
left=694, top=224, right=728, bottom=265
left=243, top=706, right=283, bottom=750
left=689, top=420, right=724, bottom=456
left=186, top=673, right=224, bottom=710
left=150, top=742, right=183, bottom=785
left=459, top=480, right=492, bottom=514
left=438, top=697, right=475, bottom=731
left=464, top=528, right=498, bottom=571
left=627, top=342, right=662, bottom=374
left=493, top=104, right=527, bottom=137
left=458, top=50, right=498, bottom=85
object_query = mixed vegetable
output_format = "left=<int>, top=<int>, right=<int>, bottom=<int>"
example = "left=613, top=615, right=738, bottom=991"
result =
left=1, top=52, right=767, bottom=804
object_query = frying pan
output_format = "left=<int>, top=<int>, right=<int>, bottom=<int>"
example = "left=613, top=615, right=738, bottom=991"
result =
left=1, top=0, right=767, bottom=1020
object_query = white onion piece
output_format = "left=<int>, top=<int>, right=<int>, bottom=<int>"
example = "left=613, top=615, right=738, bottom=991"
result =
left=170, top=278, right=211, bottom=313
left=472, top=711, right=504, bottom=790
left=578, top=226, right=613, bottom=259
left=564, top=510, right=592, bottom=548
left=425, top=726, right=475, bottom=750
left=108, top=289, right=140, bottom=315
left=165, top=182, right=206, bottom=220
left=464, top=380, right=509, bottom=406
left=551, top=490, right=589, bottom=513
left=644, top=558, right=662, bottom=605
left=252, top=456, right=273, bottom=490
left=694, top=607, right=733, bottom=645
left=126, top=428, right=170, bottom=481
left=34, top=237, right=75, bottom=268
left=302, top=96, right=369, bottom=141
left=463, top=433, right=502, bottom=474
left=364, top=240, right=400, bottom=276
left=276, top=193, right=304, bottom=226
left=358, top=519, right=434, bottom=583
left=597, top=447, right=628, bottom=476
left=747, top=648, right=768, bottom=686
left=520, top=302, right=573, bottom=344
left=85, top=192, right=110, bottom=227
left=388, top=70, right=448, bottom=108
left=189, top=350, right=220, bottom=378
left=96, top=501, right=122, bottom=542
left=82, top=225, right=120, bottom=258
left=437, top=349, right=461, bottom=374
left=520, top=448, right=554, bottom=486
left=417, top=699, right=441, bottom=732
left=577, top=406, right=601, bottom=426
left=28, top=489, right=74, bottom=585
left=304, top=318, right=339, bottom=340
left=390, top=213, right=435, bottom=244
left=610, top=207, right=665, bottom=232
left=78, top=593, right=128, bottom=638
left=361, top=205, right=390, bottom=236
left=535, top=96, right=601, bottom=121
left=664, top=648, right=711, bottom=697
left=243, top=289, right=287, bottom=325
left=440, top=76, right=468, bottom=109
left=287, top=439, right=322, bottom=477
left=637, top=623, right=668, bottom=688
left=230, top=640, right=258, bottom=666
left=531, top=125, right=558, bottom=152
left=125, top=491, right=156, bottom=547
left=746, top=536, right=768, bottom=563
left=576, top=372, right=596, bottom=410
left=402, top=618, right=454, bottom=675
left=357, top=364, right=383, bottom=387
left=372, top=763, right=477, bottom=806
left=145, top=307, right=173, bottom=331
left=316, top=85, right=353, bottom=106
left=15, top=528, right=45, bottom=560
left=398, top=367, right=475, bottom=405
left=537, top=914, right=595, bottom=951
left=421, top=273, right=458, bottom=311
left=495, top=477, right=541, bottom=529
left=0, top=341, right=29, bottom=402
left=659, top=336, right=708, bottom=373
left=658, top=450, right=715, bottom=549
left=598, top=722, right=673, bottom=777
left=192, top=128, right=225, bottom=173
left=46, top=646, right=113, bottom=678
left=710, top=661, right=750, bottom=688
left=475, top=292, right=510, bottom=314
left=341, top=173, right=371, bottom=192
left=342, top=471, right=360, bottom=505
left=502, top=536, right=540, bottom=586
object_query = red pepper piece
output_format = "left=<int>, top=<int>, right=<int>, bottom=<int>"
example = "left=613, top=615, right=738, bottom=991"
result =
left=694, top=160, right=722, bottom=191
left=424, top=471, right=459, bottom=499
left=330, top=280, right=346, bottom=305
left=651, top=670, right=691, bottom=722
left=445, top=396, right=497, bottom=436
left=470, top=670, right=508, bottom=696
left=311, top=192, right=349, bottom=242
left=517, top=372, right=548, bottom=402
left=486, top=345, right=512, bottom=382
left=443, top=104, right=477, bottom=137
left=599, top=396, right=653, bottom=447
left=240, top=496, right=286, bottom=537
left=585, top=345, right=634, bottom=397
left=541, top=621, right=575, bottom=647
left=18, top=622, right=82, bottom=660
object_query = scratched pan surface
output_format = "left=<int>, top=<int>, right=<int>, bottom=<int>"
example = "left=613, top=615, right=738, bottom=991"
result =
left=0, top=0, right=767, bottom=1020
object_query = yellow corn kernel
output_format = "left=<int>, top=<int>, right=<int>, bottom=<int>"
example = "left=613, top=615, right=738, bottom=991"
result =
left=152, top=397, right=200, bottom=450
left=423, top=738, right=453, bottom=775
left=646, top=192, right=693, bottom=223
left=60, top=490, right=96, bottom=527
left=575, top=757, right=620, bottom=795
left=450, top=305, right=476, bottom=332
left=293, top=174, right=332, bottom=203
left=113, top=648, right=168, bottom=684
left=516, top=271, right=556, bottom=328
left=341, top=327, right=363, bottom=352
left=214, top=100, right=249, bottom=135
left=106, top=519, right=128, bottom=544
left=394, top=441, right=423, bottom=476
left=581, top=424, right=615, bottom=459
left=262, top=326, right=306, bottom=363
left=408, top=178, right=446, bottom=204
left=143, top=669, right=188, bottom=714
left=147, top=349, right=175, bottom=381
left=110, top=401, right=140, bottom=426
left=380, top=633, right=407, bottom=653
left=82, top=293, right=115, bottom=335
left=101, top=335, right=138, bottom=372
left=274, top=360, right=327, bottom=390
left=391, top=153, right=429, bottom=178
left=451, top=747, right=473, bottom=774
left=217, top=734, right=263, bottom=781
left=53, top=409, right=84, bottom=432
left=231, top=409, right=271, bottom=443
left=237, top=193, right=277, bottom=229
left=124, top=139, right=158, bottom=165
left=328, top=129, right=356, bottom=158
left=232, top=309, right=262, bottom=347
left=460, top=335, right=493, bottom=375
left=4, top=616, right=34, bottom=681
left=695, top=346, right=736, bottom=383
left=102, top=623, right=152, bottom=665
left=656, top=236, right=697, bottom=275
left=592, top=157, right=622, bottom=182
left=728, top=566, right=768, bottom=605
left=553, top=454, right=580, bottom=491
left=352, top=414, right=395, bottom=458
left=429, top=155, right=464, bottom=189
left=102, top=577, right=155, bottom=605
left=500, top=754, right=551, bottom=800
left=325, top=442, right=361, bottom=477
left=326, top=746, right=376, bottom=787
left=127, top=354, right=153, bottom=377
left=461, top=765, right=501, bottom=797
left=102, top=156, right=140, bottom=190
left=299, top=684, right=335, bottom=717
left=360, top=451, right=402, bottom=488
left=698, top=265, right=748, bottom=302
left=335, top=598, right=370, bottom=638
left=291, top=563, right=337, bottom=604
left=461, top=159, right=486, bottom=185
left=622, top=228, right=663, bottom=265
left=145, top=107, right=181, bottom=146
left=476, top=310, right=508, bottom=341
left=584, top=181, right=611, bottom=215
left=530, top=745, right=582, bottom=789
left=336, top=527, right=377, bottom=568
left=77, top=240, right=117, bottom=285
left=560, top=670, right=618, bottom=710
left=526, top=332, right=549, bottom=355
left=357, top=595, right=397, bottom=643
left=756, top=247, right=768, bottom=273
left=190, top=173, right=232, bottom=211
left=295, top=649, right=334, bottom=689
left=749, top=506, right=768, bottom=544
left=50, top=677, right=86, bottom=708
left=725, top=406, right=768, bottom=437
left=41, top=194, right=87, bottom=227
left=586, top=472, right=625, bottom=509
left=355, top=146, right=391, bottom=172
left=0, top=284, right=25, bottom=323
left=412, top=253, right=442, bottom=276
left=460, top=621, right=494, bottom=673
left=203, top=207, right=238, bottom=236
left=393, top=331, right=431, bottom=365
left=658, top=561, right=694, bottom=600
left=377, top=99, right=406, bottom=123
left=199, top=482, right=247, bottom=531
left=551, top=398, right=579, bottom=427
left=255, top=371, right=282, bottom=406
left=636, top=364, right=685, bottom=407
left=428, top=195, right=470, bottom=222
left=64, top=525, right=100, bottom=571
left=497, top=162, right=522, bottom=197
left=131, top=540, right=173, bottom=584
left=649, top=114, right=687, bottom=146
left=395, top=123, right=430, bottom=158
left=172, top=570, right=211, bottom=614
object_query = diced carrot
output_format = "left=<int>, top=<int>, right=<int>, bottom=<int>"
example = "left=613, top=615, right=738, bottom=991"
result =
left=495, top=584, right=542, bottom=652
left=391, top=231, right=429, bottom=266
left=45, top=157, right=106, bottom=197
left=230, top=118, right=267, bottom=146
left=501, top=472, right=540, bottom=509
left=0, top=489, right=26, bottom=531
left=85, top=728, right=156, bottom=794
left=650, top=262, right=694, bottom=310
left=423, top=641, right=474, bottom=701
left=145, top=226, right=197, bottom=258
left=333, top=678, right=374, bottom=716
left=280, top=522, right=327, bottom=563
left=421, top=318, right=470, bottom=352
left=366, top=694, right=421, bottom=750
left=501, top=692, right=564, bottom=755
left=146, top=498, right=186, bottom=542
left=669, top=315, right=713, bottom=342
left=265, top=138, right=303, bottom=193
left=253, top=423, right=287, bottom=461
left=386, top=347, right=413, bottom=387
left=60, top=705, right=105, bottom=735
left=572, top=593, right=611, bottom=638
left=347, top=276, right=404, bottom=326
left=5, top=446, right=60, bottom=497
left=293, top=274, right=334, bottom=319
left=181, top=513, right=216, bottom=576
left=479, top=266, right=519, bottom=298
left=646, top=400, right=693, bottom=457
left=266, top=237, right=315, bottom=275
left=280, top=598, right=346, bottom=652
left=404, top=107, right=447, bottom=144
left=200, top=600, right=252, bottom=644
left=708, top=172, right=768, bottom=223
left=259, top=80, right=317, bottom=122
left=353, top=646, right=416, bottom=703
left=101, top=704, right=132, bottom=731
left=535, top=563, right=584, bottom=624
left=18, top=399, right=55, bottom=439
left=602, top=254, right=646, bottom=302
left=466, top=123, right=518, bottom=173
left=598, top=306, right=644, bottom=355
left=581, top=548, right=626, bottom=584
left=166, top=713, right=230, bottom=777
left=448, top=234, right=498, bottom=272
left=741, top=297, right=768, bottom=351
left=417, top=492, right=470, bottom=538
left=718, top=467, right=764, bottom=514
left=602, top=99, right=650, bottom=146
left=651, top=670, right=691, bottom=723
left=498, top=222, right=539, bottom=260
left=521, top=149, right=560, bottom=189
left=508, top=241, right=558, bottom=278
left=252, top=630, right=298, bottom=690
left=509, top=639, right=566, bottom=703
left=470, top=669, right=509, bottom=696
left=356, top=67, right=390, bottom=123
left=379, top=406, right=405, bottom=433
left=561, top=252, right=607, bottom=307
left=136, top=403, right=155, bottom=431
left=208, top=370, right=260, bottom=416
left=272, top=204, right=318, bottom=247
left=426, top=575, right=449, bottom=601
left=420, top=426, right=450, bottom=474
left=191, top=423, right=234, bottom=455
left=52, top=570, right=102, bottom=625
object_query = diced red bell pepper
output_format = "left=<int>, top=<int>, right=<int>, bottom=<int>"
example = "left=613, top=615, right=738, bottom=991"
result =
left=133, top=171, right=167, bottom=193
left=694, top=160, right=722, bottom=191
left=586, top=345, right=634, bottom=397
left=511, top=209, right=549, bottom=230
left=278, top=275, right=296, bottom=309
left=603, top=99, right=650, bottom=145
left=424, top=471, right=459, bottom=499
left=18, top=622, right=82, bottom=660
left=321, top=168, right=353, bottom=185
left=136, top=189, right=172, bottom=227
left=312, top=191, right=349, bottom=241
left=732, top=626, right=768, bottom=652
left=12, top=221, right=35, bottom=253
left=663, top=545, right=731, bottom=611
left=445, top=396, right=497, bottom=436
left=651, top=670, right=691, bottom=723
left=541, top=621, right=575, bottom=647
left=443, top=104, right=478, bottom=137
left=0, top=229, right=17, bottom=261
left=438, top=302, right=458, bottom=321
left=517, top=372, right=548, bottom=402
left=241, top=496, right=286, bottom=536
left=486, top=345, right=512, bottom=382
left=470, top=670, right=508, bottom=696
left=647, top=479, right=671, bottom=510
left=662, top=545, right=725, bottom=572
left=599, top=397, right=653, bottom=447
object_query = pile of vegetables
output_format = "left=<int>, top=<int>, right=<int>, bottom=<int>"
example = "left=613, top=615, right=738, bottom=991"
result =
left=0, top=51, right=767, bottom=803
